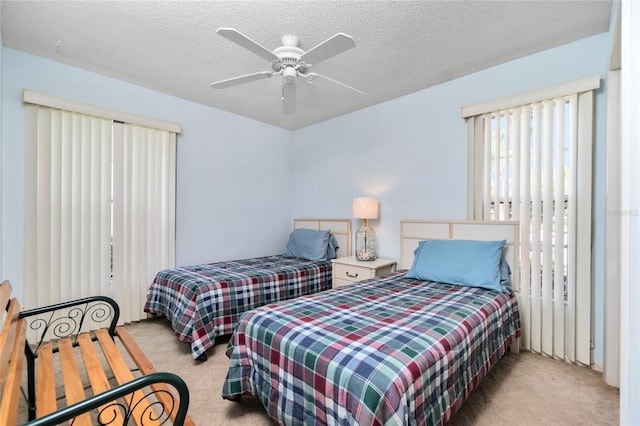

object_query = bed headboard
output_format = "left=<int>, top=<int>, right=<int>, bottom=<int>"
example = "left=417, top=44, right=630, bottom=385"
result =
left=293, top=218, right=352, bottom=260
left=400, top=220, right=520, bottom=292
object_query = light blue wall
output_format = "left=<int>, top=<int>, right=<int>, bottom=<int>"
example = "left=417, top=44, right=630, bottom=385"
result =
left=1, top=32, right=611, bottom=363
left=292, top=33, right=611, bottom=363
left=1, top=48, right=294, bottom=301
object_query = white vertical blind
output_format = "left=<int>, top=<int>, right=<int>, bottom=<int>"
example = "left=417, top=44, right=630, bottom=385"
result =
left=112, top=124, right=176, bottom=323
left=24, top=106, right=112, bottom=310
left=24, top=93, right=178, bottom=329
left=465, top=78, right=598, bottom=365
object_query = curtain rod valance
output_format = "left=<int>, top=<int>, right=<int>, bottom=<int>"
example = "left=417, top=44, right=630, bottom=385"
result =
left=461, top=75, right=601, bottom=118
left=23, top=89, right=182, bottom=134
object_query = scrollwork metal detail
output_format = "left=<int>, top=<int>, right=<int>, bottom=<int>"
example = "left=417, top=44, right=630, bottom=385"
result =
left=91, top=389, right=177, bottom=425
left=26, top=300, right=117, bottom=354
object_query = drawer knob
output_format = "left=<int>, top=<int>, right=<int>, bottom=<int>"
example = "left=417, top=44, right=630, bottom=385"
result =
left=345, top=272, right=359, bottom=278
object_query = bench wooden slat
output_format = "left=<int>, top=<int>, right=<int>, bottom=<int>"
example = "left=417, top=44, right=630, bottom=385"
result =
left=0, top=313, right=26, bottom=426
left=0, top=297, right=22, bottom=395
left=0, top=281, right=23, bottom=425
left=77, top=332, right=127, bottom=424
left=0, top=280, right=12, bottom=312
left=36, top=342, right=58, bottom=418
left=59, top=337, right=93, bottom=426
left=116, top=326, right=197, bottom=426
left=96, top=329, right=160, bottom=426
left=77, top=333, right=126, bottom=424
left=77, top=333, right=112, bottom=392
left=116, top=326, right=156, bottom=374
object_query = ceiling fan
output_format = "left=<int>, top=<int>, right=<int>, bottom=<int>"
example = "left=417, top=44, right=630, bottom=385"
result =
left=210, top=28, right=363, bottom=114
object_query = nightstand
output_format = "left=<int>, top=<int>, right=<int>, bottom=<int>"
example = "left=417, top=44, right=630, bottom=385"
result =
left=331, top=256, right=397, bottom=288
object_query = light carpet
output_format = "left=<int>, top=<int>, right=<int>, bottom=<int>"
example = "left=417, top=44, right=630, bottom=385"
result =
left=125, top=317, right=619, bottom=426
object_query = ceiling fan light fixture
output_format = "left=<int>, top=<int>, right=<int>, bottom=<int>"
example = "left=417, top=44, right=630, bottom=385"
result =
left=282, top=67, right=297, bottom=85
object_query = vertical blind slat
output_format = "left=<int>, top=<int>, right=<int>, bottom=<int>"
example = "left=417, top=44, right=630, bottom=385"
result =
left=512, top=107, right=521, bottom=221
left=24, top=105, right=38, bottom=311
left=70, top=113, right=81, bottom=301
left=167, top=133, right=177, bottom=269
left=49, top=111, right=60, bottom=305
left=80, top=116, right=91, bottom=300
left=503, top=111, right=510, bottom=220
left=575, top=92, right=593, bottom=365
left=101, top=121, right=112, bottom=297
left=131, top=126, right=144, bottom=322
left=61, top=111, right=72, bottom=303
left=112, top=123, right=125, bottom=325
left=492, top=115, right=500, bottom=219
left=135, top=126, right=145, bottom=321
left=483, top=116, right=492, bottom=218
left=542, top=100, right=555, bottom=356
left=553, top=98, right=567, bottom=359
left=519, top=105, right=532, bottom=351
left=37, top=108, right=53, bottom=309
left=530, top=102, right=543, bottom=352
left=566, top=94, right=579, bottom=362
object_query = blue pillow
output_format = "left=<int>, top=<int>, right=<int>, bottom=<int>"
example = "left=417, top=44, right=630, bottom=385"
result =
left=499, top=255, right=512, bottom=291
left=327, top=234, right=340, bottom=260
left=405, top=239, right=507, bottom=293
left=284, top=229, right=331, bottom=261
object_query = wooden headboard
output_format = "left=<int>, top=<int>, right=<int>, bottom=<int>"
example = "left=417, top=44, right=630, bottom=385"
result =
left=293, top=218, right=352, bottom=260
left=400, top=220, right=520, bottom=292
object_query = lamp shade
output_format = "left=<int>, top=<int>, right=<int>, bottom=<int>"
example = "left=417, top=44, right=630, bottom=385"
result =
left=352, top=197, right=379, bottom=219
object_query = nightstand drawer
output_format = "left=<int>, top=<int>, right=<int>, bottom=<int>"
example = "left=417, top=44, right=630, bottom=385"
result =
left=333, top=263, right=374, bottom=283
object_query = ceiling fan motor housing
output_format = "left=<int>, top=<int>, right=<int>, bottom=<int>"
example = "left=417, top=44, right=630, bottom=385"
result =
left=272, top=37, right=306, bottom=74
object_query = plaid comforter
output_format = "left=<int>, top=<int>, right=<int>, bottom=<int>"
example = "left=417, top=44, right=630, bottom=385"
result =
left=223, top=271, right=520, bottom=425
left=144, top=255, right=332, bottom=359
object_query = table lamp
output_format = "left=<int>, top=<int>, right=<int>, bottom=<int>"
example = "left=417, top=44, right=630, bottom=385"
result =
left=352, top=197, right=378, bottom=261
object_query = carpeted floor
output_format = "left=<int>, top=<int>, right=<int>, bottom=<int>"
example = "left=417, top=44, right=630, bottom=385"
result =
left=124, top=317, right=620, bottom=426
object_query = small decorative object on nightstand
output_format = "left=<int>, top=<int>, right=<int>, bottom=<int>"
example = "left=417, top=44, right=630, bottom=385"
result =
left=352, top=197, right=378, bottom=261
left=331, top=256, right=396, bottom=288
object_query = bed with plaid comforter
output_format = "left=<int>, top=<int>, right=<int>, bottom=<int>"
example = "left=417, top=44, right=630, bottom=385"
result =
left=144, top=255, right=332, bottom=359
left=222, top=271, right=520, bottom=425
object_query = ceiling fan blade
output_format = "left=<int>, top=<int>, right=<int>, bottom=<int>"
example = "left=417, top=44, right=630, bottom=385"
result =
left=304, top=72, right=364, bottom=94
left=282, top=82, right=297, bottom=114
left=210, top=71, right=273, bottom=89
left=217, top=28, right=279, bottom=62
left=301, top=33, right=356, bottom=65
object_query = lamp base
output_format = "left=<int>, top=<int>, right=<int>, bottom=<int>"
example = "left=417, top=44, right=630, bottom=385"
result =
left=356, top=250, right=376, bottom=261
left=355, top=220, right=376, bottom=261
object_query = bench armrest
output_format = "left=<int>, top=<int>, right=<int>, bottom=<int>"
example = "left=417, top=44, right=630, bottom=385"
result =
left=23, top=372, right=190, bottom=426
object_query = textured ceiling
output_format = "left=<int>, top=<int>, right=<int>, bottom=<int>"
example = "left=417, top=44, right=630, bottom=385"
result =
left=1, top=1, right=611, bottom=130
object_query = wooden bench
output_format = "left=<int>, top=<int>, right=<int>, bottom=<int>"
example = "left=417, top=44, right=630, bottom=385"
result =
left=0, top=280, right=194, bottom=425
